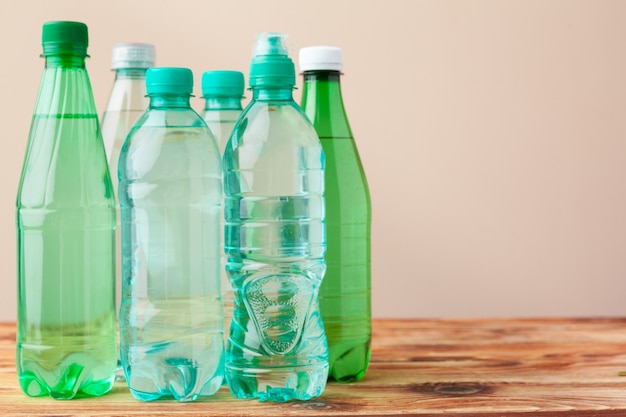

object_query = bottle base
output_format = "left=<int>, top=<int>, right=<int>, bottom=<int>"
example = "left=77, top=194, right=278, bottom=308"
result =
left=127, top=376, right=223, bottom=403
left=226, top=363, right=328, bottom=402
left=19, top=365, right=114, bottom=399
left=17, top=339, right=116, bottom=400
left=124, top=357, right=223, bottom=402
left=328, top=343, right=370, bottom=383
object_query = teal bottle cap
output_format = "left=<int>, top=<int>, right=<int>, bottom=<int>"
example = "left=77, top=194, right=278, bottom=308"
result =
left=42, top=21, right=88, bottom=57
left=112, top=43, right=155, bottom=69
left=249, top=32, right=295, bottom=88
left=299, top=46, right=343, bottom=72
left=146, top=67, right=193, bottom=95
left=201, top=70, right=245, bottom=98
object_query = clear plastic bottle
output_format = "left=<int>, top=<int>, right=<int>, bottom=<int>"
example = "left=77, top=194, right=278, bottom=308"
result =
left=201, top=70, right=244, bottom=344
left=118, top=67, right=224, bottom=402
left=299, top=46, right=372, bottom=382
left=101, top=42, right=154, bottom=382
left=102, top=43, right=155, bottom=190
left=16, top=21, right=116, bottom=399
left=201, top=70, right=244, bottom=154
left=223, top=33, right=328, bottom=402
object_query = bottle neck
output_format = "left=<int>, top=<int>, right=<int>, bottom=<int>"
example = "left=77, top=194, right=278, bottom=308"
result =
left=44, top=54, right=86, bottom=69
left=37, top=54, right=96, bottom=115
left=114, top=68, right=148, bottom=80
left=204, top=96, right=243, bottom=111
left=149, top=94, right=192, bottom=109
left=301, top=70, right=352, bottom=138
left=251, top=87, right=294, bottom=102
left=104, top=68, right=149, bottom=114
left=302, top=71, right=344, bottom=102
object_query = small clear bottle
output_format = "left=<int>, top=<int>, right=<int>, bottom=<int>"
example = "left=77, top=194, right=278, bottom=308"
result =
left=16, top=21, right=116, bottom=399
left=223, top=33, right=328, bottom=402
left=201, top=70, right=244, bottom=342
left=299, top=46, right=372, bottom=383
left=118, top=67, right=224, bottom=402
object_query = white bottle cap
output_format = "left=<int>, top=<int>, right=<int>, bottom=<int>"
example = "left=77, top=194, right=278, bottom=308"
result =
left=299, top=46, right=343, bottom=72
left=111, top=43, right=156, bottom=70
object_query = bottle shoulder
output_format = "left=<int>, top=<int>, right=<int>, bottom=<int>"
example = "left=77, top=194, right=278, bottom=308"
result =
left=303, top=102, right=353, bottom=139
left=231, top=101, right=321, bottom=148
left=18, top=67, right=113, bottom=208
left=120, top=109, right=221, bottom=181
left=103, top=79, right=148, bottom=114
left=124, top=109, right=218, bottom=152
left=132, top=107, right=209, bottom=128
left=35, top=67, right=99, bottom=116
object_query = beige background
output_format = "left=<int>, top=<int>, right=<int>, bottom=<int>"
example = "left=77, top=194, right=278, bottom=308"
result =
left=2, top=0, right=626, bottom=321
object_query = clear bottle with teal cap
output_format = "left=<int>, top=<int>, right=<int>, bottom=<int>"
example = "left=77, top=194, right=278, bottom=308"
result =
left=201, top=70, right=244, bottom=154
left=299, top=46, right=372, bottom=382
left=201, top=69, right=244, bottom=346
left=16, top=21, right=117, bottom=399
left=223, top=32, right=328, bottom=402
left=118, top=67, right=224, bottom=402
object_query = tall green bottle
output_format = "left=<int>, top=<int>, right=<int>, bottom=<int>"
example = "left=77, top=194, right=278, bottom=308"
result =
left=299, top=46, right=371, bottom=382
left=16, top=21, right=117, bottom=399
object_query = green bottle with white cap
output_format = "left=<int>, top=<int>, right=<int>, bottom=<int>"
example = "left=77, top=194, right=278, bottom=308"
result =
left=16, top=21, right=117, bottom=399
left=300, top=46, right=372, bottom=382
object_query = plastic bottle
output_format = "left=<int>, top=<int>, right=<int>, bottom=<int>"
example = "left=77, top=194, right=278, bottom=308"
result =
left=201, top=70, right=244, bottom=343
left=299, top=46, right=372, bottom=382
left=118, top=67, right=224, bottom=402
left=16, top=21, right=116, bottom=399
left=102, top=43, right=155, bottom=191
left=101, top=43, right=154, bottom=298
left=101, top=42, right=154, bottom=382
left=201, top=70, right=244, bottom=154
left=223, top=33, right=328, bottom=402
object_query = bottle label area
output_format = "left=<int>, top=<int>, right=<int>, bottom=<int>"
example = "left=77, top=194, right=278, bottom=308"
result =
left=243, top=273, right=313, bottom=355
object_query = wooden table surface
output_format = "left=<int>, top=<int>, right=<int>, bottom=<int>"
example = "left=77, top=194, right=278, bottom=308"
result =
left=2, top=318, right=626, bottom=416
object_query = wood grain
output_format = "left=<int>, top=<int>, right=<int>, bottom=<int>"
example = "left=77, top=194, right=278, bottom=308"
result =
left=2, top=318, right=626, bottom=416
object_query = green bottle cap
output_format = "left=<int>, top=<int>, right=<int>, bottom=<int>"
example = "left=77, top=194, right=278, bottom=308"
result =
left=146, top=67, right=193, bottom=95
left=249, top=32, right=295, bottom=88
left=42, top=21, right=88, bottom=57
left=201, top=70, right=245, bottom=98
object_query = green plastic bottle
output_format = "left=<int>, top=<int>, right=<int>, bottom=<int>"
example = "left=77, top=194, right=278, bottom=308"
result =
left=16, top=21, right=117, bottom=399
left=299, top=46, right=372, bottom=382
